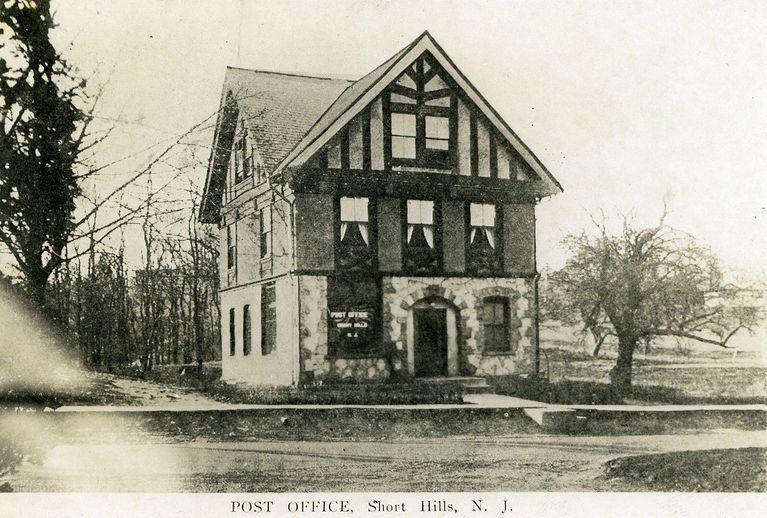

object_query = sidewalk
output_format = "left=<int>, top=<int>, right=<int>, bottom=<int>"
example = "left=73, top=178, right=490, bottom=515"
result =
left=54, top=393, right=547, bottom=413
left=54, top=393, right=767, bottom=413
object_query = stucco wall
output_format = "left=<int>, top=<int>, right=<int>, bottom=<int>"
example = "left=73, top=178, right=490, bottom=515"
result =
left=220, top=276, right=298, bottom=386
left=502, top=204, right=536, bottom=273
left=295, top=193, right=335, bottom=270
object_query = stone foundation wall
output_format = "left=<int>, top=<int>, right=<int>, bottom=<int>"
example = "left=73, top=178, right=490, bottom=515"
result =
left=382, top=276, right=536, bottom=377
left=297, top=274, right=536, bottom=382
left=298, top=275, right=328, bottom=375
left=298, top=275, right=390, bottom=382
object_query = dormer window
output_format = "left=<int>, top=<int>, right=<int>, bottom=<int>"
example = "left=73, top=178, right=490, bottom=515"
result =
left=387, top=55, right=453, bottom=169
left=233, top=133, right=252, bottom=184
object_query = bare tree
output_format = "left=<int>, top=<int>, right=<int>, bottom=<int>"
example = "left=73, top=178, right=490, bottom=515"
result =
left=546, top=207, right=759, bottom=394
left=1, top=1, right=220, bottom=321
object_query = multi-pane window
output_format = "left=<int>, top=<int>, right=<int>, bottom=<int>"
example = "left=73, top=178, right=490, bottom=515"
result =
left=482, top=297, right=510, bottom=352
left=387, top=55, right=452, bottom=168
left=425, top=116, right=450, bottom=150
left=259, top=207, right=271, bottom=259
left=337, top=197, right=373, bottom=269
left=261, top=283, right=276, bottom=355
left=391, top=114, right=417, bottom=159
left=228, top=308, right=236, bottom=356
left=468, top=203, right=501, bottom=272
left=226, top=224, right=236, bottom=270
left=405, top=199, right=439, bottom=272
left=242, top=305, right=251, bottom=356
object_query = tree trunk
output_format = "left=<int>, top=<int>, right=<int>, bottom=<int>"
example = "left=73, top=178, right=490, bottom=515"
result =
left=27, top=267, right=49, bottom=313
left=610, top=334, right=636, bottom=396
left=192, top=284, right=204, bottom=380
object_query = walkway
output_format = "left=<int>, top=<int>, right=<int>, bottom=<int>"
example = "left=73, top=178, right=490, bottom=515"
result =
left=55, top=390, right=766, bottom=414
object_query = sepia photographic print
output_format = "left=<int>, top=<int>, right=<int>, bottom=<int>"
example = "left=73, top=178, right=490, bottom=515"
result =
left=0, top=1, right=765, bottom=516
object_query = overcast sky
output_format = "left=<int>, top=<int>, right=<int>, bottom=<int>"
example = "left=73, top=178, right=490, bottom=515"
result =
left=51, top=0, right=767, bottom=275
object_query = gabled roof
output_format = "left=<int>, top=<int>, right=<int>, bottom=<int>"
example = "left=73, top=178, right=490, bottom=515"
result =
left=274, top=31, right=562, bottom=195
left=222, top=68, right=353, bottom=173
left=272, top=36, right=419, bottom=172
left=200, top=69, right=351, bottom=221
left=201, top=31, right=562, bottom=222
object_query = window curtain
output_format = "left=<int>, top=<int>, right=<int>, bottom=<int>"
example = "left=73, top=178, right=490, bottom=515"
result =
left=470, top=203, right=496, bottom=249
left=407, top=200, right=434, bottom=248
left=358, top=223, right=369, bottom=245
left=340, top=197, right=369, bottom=245
left=470, top=227, right=495, bottom=249
left=407, top=224, right=434, bottom=248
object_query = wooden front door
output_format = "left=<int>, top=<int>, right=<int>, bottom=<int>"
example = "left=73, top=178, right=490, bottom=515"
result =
left=414, top=307, right=448, bottom=377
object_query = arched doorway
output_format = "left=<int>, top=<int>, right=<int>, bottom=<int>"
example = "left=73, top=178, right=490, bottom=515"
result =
left=407, top=296, right=459, bottom=377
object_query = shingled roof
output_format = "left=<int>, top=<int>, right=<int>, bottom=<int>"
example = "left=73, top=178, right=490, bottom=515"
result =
left=223, top=68, right=353, bottom=173
left=201, top=31, right=562, bottom=223
left=271, top=37, right=418, bottom=174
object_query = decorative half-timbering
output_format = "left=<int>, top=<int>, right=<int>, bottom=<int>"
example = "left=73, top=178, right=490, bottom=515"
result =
left=200, top=31, right=562, bottom=386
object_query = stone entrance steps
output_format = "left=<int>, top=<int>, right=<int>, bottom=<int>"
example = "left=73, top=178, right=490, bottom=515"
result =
left=420, top=376, right=494, bottom=394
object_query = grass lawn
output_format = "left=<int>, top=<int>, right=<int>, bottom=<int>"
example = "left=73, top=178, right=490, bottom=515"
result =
left=491, top=345, right=767, bottom=405
left=602, top=448, right=767, bottom=491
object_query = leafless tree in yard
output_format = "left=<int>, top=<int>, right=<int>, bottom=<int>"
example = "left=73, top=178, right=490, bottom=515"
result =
left=545, top=206, right=760, bottom=395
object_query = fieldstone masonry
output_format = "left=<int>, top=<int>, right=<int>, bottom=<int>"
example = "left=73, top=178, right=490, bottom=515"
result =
left=382, top=276, right=536, bottom=377
left=298, top=275, right=390, bottom=381
left=298, top=274, right=536, bottom=382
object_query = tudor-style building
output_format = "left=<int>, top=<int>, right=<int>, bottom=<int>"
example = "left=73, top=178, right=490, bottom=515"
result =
left=200, top=31, right=562, bottom=386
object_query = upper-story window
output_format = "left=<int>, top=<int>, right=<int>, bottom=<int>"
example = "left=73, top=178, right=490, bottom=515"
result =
left=468, top=202, right=501, bottom=273
left=391, top=114, right=417, bottom=159
left=405, top=199, right=439, bottom=272
left=337, top=196, right=374, bottom=269
left=226, top=224, right=236, bottom=270
left=259, top=207, right=272, bottom=259
left=340, top=197, right=369, bottom=246
left=388, top=55, right=453, bottom=169
left=233, top=133, right=252, bottom=184
left=425, top=116, right=449, bottom=150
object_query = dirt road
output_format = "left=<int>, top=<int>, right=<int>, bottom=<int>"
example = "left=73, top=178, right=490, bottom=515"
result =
left=6, top=429, right=766, bottom=492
